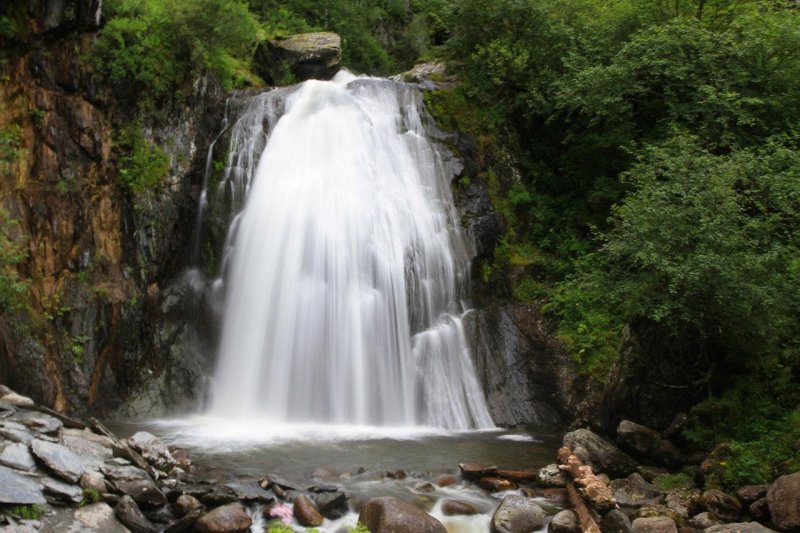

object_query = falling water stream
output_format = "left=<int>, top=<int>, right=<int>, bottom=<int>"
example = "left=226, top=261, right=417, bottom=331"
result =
left=207, top=71, right=493, bottom=431
left=129, top=72, right=562, bottom=532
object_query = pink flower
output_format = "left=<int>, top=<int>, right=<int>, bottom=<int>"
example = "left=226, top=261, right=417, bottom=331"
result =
left=269, top=503, right=293, bottom=525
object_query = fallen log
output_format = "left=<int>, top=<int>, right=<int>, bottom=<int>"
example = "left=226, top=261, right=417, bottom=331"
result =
left=566, top=482, right=602, bottom=533
left=557, top=446, right=617, bottom=514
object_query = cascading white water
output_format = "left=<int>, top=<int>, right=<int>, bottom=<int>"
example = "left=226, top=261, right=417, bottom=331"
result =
left=208, top=71, right=493, bottom=431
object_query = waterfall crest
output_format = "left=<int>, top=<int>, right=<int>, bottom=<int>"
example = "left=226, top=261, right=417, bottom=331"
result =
left=208, top=72, right=493, bottom=430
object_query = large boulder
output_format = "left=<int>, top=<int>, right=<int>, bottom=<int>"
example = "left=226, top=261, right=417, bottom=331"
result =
left=601, top=509, right=633, bottom=533
left=115, top=495, right=158, bottom=533
left=73, top=503, right=129, bottom=533
left=610, top=473, right=665, bottom=508
left=563, top=429, right=639, bottom=477
left=701, top=489, right=741, bottom=523
left=704, top=523, right=777, bottom=533
left=194, top=502, right=252, bottom=533
left=767, top=472, right=800, bottom=531
left=617, top=420, right=661, bottom=456
left=490, top=495, right=546, bottom=533
left=359, top=497, right=446, bottom=533
left=254, top=32, right=342, bottom=84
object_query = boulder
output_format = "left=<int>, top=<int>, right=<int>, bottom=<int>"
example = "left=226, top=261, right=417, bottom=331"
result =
left=537, top=464, right=567, bottom=487
left=610, top=473, right=665, bottom=508
left=62, top=432, right=113, bottom=471
left=0, top=391, right=34, bottom=407
left=73, top=502, right=130, bottom=533
left=490, top=495, right=546, bottom=533
left=735, top=485, right=768, bottom=506
left=696, top=444, right=732, bottom=488
left=194, top=502, right=252, bottom=533
left=42, top=476, right=84, bottom=504
left=441, top=500, right=478, bottom=516
left=0, top=465, right=47, bottom=504
left=638, top=504, right=684, bottom=523
left=128, top=432, right=176, bottom=471
left=359, top=496, right=446, bottom=533
left=114, top=478, right=167, bottom=509
left=766, top=472, right=800, bottom=531
left=314, top=490, right=349, bottom=519
left=563, top=429, right=639, bottom=477
left=496, top=468, right=538, bottom=483
left=30, top=439, right=84, bottom=482
left=601, top=509, right=633, bottom=533
left=748, top=497, right=770, bottom=522
left=686, top=511, right=720, bottom=529
left=0, top=420, right=33, bottom=444
left=665, top=489, right=701, bottom=519
left=480, top=476, right=518, bottom=492
left=460, top=463, right=498, bottom=480
left=549, top=510, right=581, bottom=533
left=253, top=32, right=342, bottom=84
left=650, top=439, right=687, bottom=468
left=165, top=507, right=204, bottom=533
left=174, top=494, right=204, bottom=517
left=80, top=471, right=111, bottom=494
left=618, top=420, right=661, bottom=456
left=115, top=495, right=158, bottom=533
left=701, top=489, right=741, bottom=523
left=293, top=494, right=323, bottom=527
left=703, top=523, right=777, bottom=533
left=435, top=474, right=459, bottom=487
left=631, top=517, right=677, bottom=533
left=0, top=442, right=36, bottom=471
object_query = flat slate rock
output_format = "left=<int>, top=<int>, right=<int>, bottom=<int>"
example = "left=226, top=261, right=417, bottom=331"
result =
left=0, top=420, right=33, bottom=444
left=10, top=411, right=63, bottom=436
left=62, top=432, right=113, bottom=470
left=224, top=482, right=275, bottom=503
left=0, top=465, right=47, bottom=504
left=30, top=438, right=85, bottom=482
left=101, top=463, right=150, bottom=481
left=42, top=476, right=85, bottom=504
left=0, top=442, right=36, bottom=471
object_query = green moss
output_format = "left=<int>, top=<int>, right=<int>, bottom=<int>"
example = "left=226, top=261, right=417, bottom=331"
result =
left=3, top=504, right=45, bottom=520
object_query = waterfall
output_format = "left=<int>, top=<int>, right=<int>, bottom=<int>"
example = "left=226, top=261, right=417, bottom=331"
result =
left=207, top=71, right=493, bottom=431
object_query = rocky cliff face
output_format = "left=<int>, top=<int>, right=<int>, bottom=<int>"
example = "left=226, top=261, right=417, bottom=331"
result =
left=0, top=1, right=223, bottom=416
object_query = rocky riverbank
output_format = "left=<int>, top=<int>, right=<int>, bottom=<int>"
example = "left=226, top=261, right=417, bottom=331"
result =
left=3, top=381, right=799, bottom=533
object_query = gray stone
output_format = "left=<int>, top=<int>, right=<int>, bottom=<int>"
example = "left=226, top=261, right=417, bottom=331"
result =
left=194, top=502, right=252, bottom=533
left=10, top=411, right=63, bottom=435
left=165, top=508, right=203, bottom=533
left=42, top=476, right=84, bottom=504
left=73, top=502, right=130, bottom=532
left=114, top=478, right=167, bottom=509
left=0, top=420, right=33, bottom=444
left=748, top=497, right=770, bottom=522
left=314, top=490, right=349, bottom=519
left=703, top=523, right=777, bottom=533
left=254, top=32, right=342, bottom=84
left=115, top=494, right=158, bottom=533
left=601, top=509, right=633, bottom=533
left=563, top=429, right=639, bottom=477
left=617, top=420, right=661, bottom=456
left=359, top=496, right=446, bottom=533
left=62, top=432, right=113, bottom=470
left=610, top=473, right=665, bottom=508
left=127, top=431, right=176, bottom=471
left=30, top=438, right=84, bottom=482
left=101, top=463, right=150, bottom=481
left=734, top=485, right=768, bottom=505
left=0, top=465, right=47, bottom=504
left=767, top=472, right=800, bottom=532
left=537, top=463, right=567, bottom=487
left=631, top=517, right=677, bottom=533
left=549, top=510, right=580, bottom=533
left=0, top=442, right=36, bottom=470
left=223, top=482, right=274, bottom=504
left=490, top=495, right=545, bottom=533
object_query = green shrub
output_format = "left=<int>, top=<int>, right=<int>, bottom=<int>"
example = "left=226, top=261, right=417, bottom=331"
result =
left=116, top=123, right=170, bottom=194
